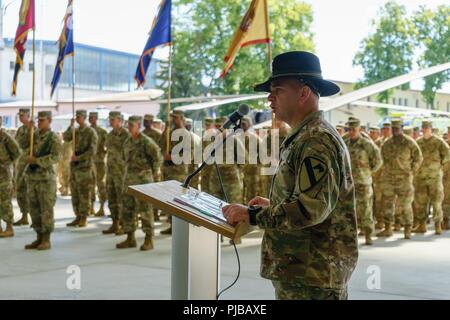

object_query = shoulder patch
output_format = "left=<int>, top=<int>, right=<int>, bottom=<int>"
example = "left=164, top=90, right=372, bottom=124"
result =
left=300, top=156, right=328, bottom=193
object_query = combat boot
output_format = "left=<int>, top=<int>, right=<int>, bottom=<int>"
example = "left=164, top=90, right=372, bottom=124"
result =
left=412, top=222, right=427, bottom=233
left=435, top=222, right=442, bottom=235
left=375, top=221, right=384, bottom=230
left=404, top=225, right=412, bottom=239
left=160, top=227, right=172, bottom=235
left=358, top=229, right=364, bottom=236
left=116, top=232, right=137, bottom=249
left=442, top=218, right=450, bottom=230
left=13, top=213, right=29, bottom=226
left=37, top=233, right=51, bottom=251
left=25, top=233, right=43, bottom=250
left=66, top=217, right=81, bottom=227
left=95, top=203, right=105, bottom=217
left=78, top=216, right=88, bottom=228
left=0, top=224, right=3, bottom=233
left=376, top=223, right=393, bottom=237
left=102, top=219, right=119, bottom=234
left=140, top=234, right=154, bottom=251
left=0, top=223, right=14, bottom=238
left=393, top=223, right=401, bottom=232
left=115, top=221, right=124, bottom=235
left=89, top=204, right=95, bottom=216
left=364, top=228, right=373, bottom=245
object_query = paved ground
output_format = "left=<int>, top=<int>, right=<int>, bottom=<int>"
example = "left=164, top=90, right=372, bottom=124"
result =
left=0, top=196, right=449, bottom=300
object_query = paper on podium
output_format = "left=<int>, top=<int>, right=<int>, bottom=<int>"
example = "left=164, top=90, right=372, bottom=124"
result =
left=173, top=191, right=228, bottom=224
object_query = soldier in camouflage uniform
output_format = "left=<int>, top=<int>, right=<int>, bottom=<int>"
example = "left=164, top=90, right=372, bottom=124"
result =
left=142, top=114, right=163, bottom=221
left=412, top=121, right=449, bottom=235
left=335, top=124, right=345, bottom=137
left=240, top=116, right=261, bottom=204
left=13, top=109, right=31, bottom=226
left=344, top=119, right=382, bottom=245
left=159, top=110, right=190, bottom=235
left=443, top=127, right=450, bottom=230
left=116, top=116, right=162, bottom=250
left=413, top=127, right=421, bottom=140
left=377, top=119, right=423, bottom=239
left=0, top=117, right=21, bottom=238
left=57, top=137, right=72, bottom=196
left=89, top=112, right=108, bottom=217
left=103, top=111, right=130, bottom=235
left=63, top=110, right=98, bottom=228
left=200, top=117, right=216, bottom=193
left=24, top=111, right=62, bottom=250
left=403, top=126, right=413, bottom=138
left=223, top=52, right=358, bottom=300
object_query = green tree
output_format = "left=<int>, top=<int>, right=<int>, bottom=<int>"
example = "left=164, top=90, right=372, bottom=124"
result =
left=156, top=0, right=314, bottom=117
left=353, top=1, right=416, bottom=106
left=413, top=5, right=450, bottom=108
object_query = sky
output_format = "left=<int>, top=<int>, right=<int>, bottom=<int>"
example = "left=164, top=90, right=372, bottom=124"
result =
left=1, top=0, right=448, bottom=92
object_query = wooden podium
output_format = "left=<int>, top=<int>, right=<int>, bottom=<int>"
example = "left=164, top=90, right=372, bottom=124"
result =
left=127, top=180, right=248, bottom=300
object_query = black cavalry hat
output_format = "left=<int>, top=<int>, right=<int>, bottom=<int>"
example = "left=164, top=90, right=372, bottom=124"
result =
left=254, top=51, right=340, bottom=97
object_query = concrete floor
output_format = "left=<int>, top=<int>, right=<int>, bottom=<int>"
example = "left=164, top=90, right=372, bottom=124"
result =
left=1, top=196, right=449, bottom=300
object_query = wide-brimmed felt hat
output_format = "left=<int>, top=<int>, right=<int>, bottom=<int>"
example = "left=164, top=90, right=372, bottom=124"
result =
left=254, top=51, right=340, bottom=97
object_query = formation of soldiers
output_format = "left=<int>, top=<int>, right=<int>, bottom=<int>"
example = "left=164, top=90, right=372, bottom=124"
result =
left=1, top=107, right=449, bottom=251
left=341, top=117, right=450, bottom=245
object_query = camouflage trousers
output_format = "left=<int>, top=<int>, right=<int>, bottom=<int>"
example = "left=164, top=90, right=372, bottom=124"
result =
left=355, top=184, right=374, bottom=230
left=372, top=179, right=384, bottom=224
left=443, top=166, right=450, bottom=219
left=91, top=161, right=107, bottom=204
left=28, top=178, right=56, bottom=233
left=161, top=163, right=188, bottom=223
left=106, top=173, right=126, bottom=221
left=70, top=167, right=95, bottom=218
left=243, top=165, right=260, bottom=204
left=381, top=174, right=414, bottom=226
left=414, top=177, right=444, bottom=224
left=122, top=173, right=154, bottom=235
left=0, top=176, right=14, bottom=224
left=210, top=165, right=243, bottom=204
left=15, top=156, right=29, bottom=214
left=57, top=161, right=70, bottom=194
left=272, top=281, right=348, bottom=300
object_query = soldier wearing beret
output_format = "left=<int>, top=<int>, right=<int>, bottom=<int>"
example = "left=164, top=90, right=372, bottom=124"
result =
left=222, top=51, right=358, bottom=300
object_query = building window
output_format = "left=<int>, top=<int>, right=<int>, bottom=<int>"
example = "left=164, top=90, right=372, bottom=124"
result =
left=404, top=99, right=408, bottom=106
left=10, top=61, right=15, bottom=70
left=416, top=100, right=419, bottom=108
left=392, top=98, right=396, bottom=105
left=29, top=63, right=34, bottom=72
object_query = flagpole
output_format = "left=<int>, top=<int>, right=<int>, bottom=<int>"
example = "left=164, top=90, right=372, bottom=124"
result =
left=165, top=44, right=172, bottom=157
left=29, top=29, right=36, bottom=157
left=263, top=0, right=275, bottom=130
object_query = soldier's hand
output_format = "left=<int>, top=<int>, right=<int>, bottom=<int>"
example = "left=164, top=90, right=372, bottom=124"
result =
left=222, top=204, right=249, bottom=226
left=27, top=156, right=36, bottom=164
left=248, top=196, right=270, bottom=207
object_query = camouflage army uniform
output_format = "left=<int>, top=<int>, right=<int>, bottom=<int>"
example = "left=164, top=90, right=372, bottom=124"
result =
left=0, top=129, right=21, bottom=227
left=443, top=134, right=450, bottom=228
left=143, top=124, right=163, bottom=184
left=122, top=131, right=162, bottom=237
left=57, top=139, right=72, bottom=195
left=414, top=134, right=449, bottom=226
left=14, top=121, right=31, bottom=222
left=379, top=132, right=423, bottom=232
left=343, top=128, right=382, bottom=237
left=255, top=111, right=358, bottom=300
left=200, top=119, right=215, bottom=193
left=90, top=122, right=108, bottom=211
left=105, top=124, right=130, bottom=229
left=372, top=134, right=389, bottom=227
left=27, top=127, right=62, bottom=235
left=63, top=119, right=98, bottom=223
left=240, top=129, right=262, bottom=204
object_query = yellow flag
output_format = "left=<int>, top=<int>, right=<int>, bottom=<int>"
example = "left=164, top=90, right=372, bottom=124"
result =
left=220, top=0, right=270, bottom=78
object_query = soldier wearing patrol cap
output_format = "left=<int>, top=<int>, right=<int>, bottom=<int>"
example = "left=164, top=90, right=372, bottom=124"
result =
left=0, top=116, right=21, bottom=238
left=152, top=118, right=163, bottom=131
left=103, top=111, right=130, bottom=235
left=403, top=126, right=413, bottom=138
left=369, top=126, right=380, bottom=142
left=343, top=118, right=382, bottom=245
left=159, top=109, right=190, bottom=235
left=412, top=120, right=449, bottom=235
left=24, top=111, right=62, bottom=250
left=378, top=119, right=422, bottom=239
left=13, top=108, right=31, bottom=226
left=413, top=127, right=421, bottom=140
left=63, top=110, right=98, bottom=228
left=89, top=111, right=108, bottom=217
left=201, top=118, right=219, bottom=194
left=222, top=51, right=358, bottom=300
left=443, top=126, right=450, bottom=230
left=204, top=117, right=215, bottom=131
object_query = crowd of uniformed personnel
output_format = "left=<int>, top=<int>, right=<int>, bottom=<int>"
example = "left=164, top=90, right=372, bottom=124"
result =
left=1, top=107, right=449, bottom=251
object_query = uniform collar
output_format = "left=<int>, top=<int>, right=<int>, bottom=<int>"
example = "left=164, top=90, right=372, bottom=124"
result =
left=282, top=111, right=323, bottom=148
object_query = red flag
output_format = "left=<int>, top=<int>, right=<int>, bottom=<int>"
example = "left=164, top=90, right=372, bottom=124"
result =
left=12, top=0, right=35, bottom=96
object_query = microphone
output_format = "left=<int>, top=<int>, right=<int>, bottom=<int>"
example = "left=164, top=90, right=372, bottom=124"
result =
left=220, top=104, right=250, bottom=131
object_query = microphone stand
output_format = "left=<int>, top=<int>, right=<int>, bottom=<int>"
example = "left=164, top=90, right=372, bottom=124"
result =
left=182, top=120, right=241, bottom=190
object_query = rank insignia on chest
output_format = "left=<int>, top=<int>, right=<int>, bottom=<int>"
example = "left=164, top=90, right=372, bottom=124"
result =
left=300, top=157, right=328, bottom=192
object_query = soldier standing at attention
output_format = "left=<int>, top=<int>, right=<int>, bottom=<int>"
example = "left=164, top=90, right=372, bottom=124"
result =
left=159, top=110, right=190, bottom=235
left=13, top=109, right=31, bottom=226
left=369, top=126, right=380, bottom=142
left=412, top=121, right=449, bottom=235
left=57, top=134, right=72, bottom=196
left=200, top=117, right=216, bottom=194
left=344, top=118, right=382, bottom=245
left=64, top=110, right=98, bottom=228
left=24, top=111, right=62, bottom=250
left=335, top=124, right=346, bottom=137
left=377, top=119, right=423, bottom=239
left=0, top=117, right=21, bottom=238
left=116, top=116, right=162, bottom=250
left=443, top=127, right=450, bottom=230
left=103, top=111, right=130, bottom=235
left=223, top=51, right=358, bottom=300
left=89, top=112, right=108, bottom=217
